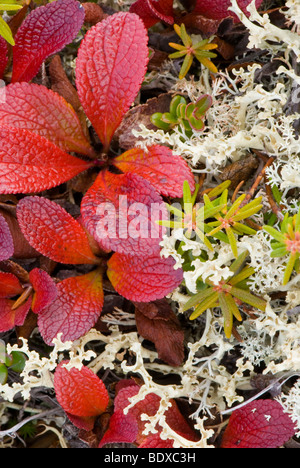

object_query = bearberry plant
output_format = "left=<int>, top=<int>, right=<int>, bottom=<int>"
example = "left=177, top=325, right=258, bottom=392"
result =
left=0, top=11, right=195, bottom=344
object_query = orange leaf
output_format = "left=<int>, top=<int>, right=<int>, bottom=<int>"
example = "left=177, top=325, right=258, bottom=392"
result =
left=113, top=145, right=195, bottom=197
left=17, top=196, right=99, bottom=265
left=54, top=361, right=109, bottom=431
left=37, top=269, right=104, bottom=344
left=0, top=83, right=93, bottom=156
left=0, top=125, right=93, bottom=194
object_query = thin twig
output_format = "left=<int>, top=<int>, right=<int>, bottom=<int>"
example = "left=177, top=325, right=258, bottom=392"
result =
left=0, top=408, right=61, bottom=439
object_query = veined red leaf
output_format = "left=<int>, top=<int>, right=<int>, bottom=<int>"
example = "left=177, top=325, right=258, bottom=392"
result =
left=0, top=213, right=14, bottom=261
left=193, top=0, right=263, bottom=22
left=0, top=272, right=23, bottom=298
left=76, top=12, right=149, bottom=151
left=100, top=382, right=198, bottom=447
left=0, top=83, right=93, bottom=156
left=129, top=0, right=174, bottom=29
left=0, top=297, right=32, bottom=332
left=29, top=268, right=57, bottom=314
left=113, top=145, right=195, bottom=197
left=37, top=270, right=104, bottom=344
left=12, top=0, right=85, bottom=83
left=54, top=361, right=109, bottom=431
left=17, top=196, right=99, bottom=265
left=81, top=171, right=167, bottom=256
left=221, top=399, right=296, bottom=448
left=98, top=410, right=139, bottom=447
left=107, top=252, right=183, bottom=302
left=0, top=125, right=93, bottom=194
left=0, top=36, right=8, bottom=79
left=138, top=433, right=174, bottom=448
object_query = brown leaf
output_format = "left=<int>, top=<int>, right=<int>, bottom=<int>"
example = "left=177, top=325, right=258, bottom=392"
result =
left=134, top=299, right=184, bottom=367
left=48, top=55, right=90, bottom=140
left=113, top=93, right=172, bottom=150
left=82, top=2, right=106, bottom=25
left=219, top=153, right=259, bottom=188
left=181, top=13, right=221, bottom=35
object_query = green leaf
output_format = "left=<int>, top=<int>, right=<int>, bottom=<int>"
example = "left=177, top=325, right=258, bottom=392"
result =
left=283, top=252, right=298, bottom=286
left=230, top=286, right=266, bottom=311
left=170, top=95, right=186, bottom=115
left=183, top=286, right=215, bottom=311
left=0, top=363, right=8, bottom=385
left=179, top=53, right=193, bottom=79
left=218, top=292, right=233, bottom=338
left=263, top=225, right=286, bottom=244
left=9, top=351, right=26, bottom=373
left=189, top=291, right=219, bottom=320
left=0, top=15, right=14, bottom=45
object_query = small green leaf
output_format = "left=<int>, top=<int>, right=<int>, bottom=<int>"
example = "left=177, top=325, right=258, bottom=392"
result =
left=218, top=292, right=233, bottom=338
left=9, top=351, right=26, bottom=373
left=0, top=363, right=8, bottom=385
left=0, top=16, right=15, bottom=45
left=230, top=286, right=266, bottom=311
left=189, top=291, right=219, bottom=320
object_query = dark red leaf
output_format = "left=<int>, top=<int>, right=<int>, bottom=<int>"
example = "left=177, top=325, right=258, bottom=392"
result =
left=113, top=145, right=195, bottom=198
left=129, top=0, right=174, bottom=29
left=107, top=252, right=183, bottom=302
left=76, top=12, right=149, bottom=151
left=193, top=0, right=263, bottom=22
left=100, top=382, right=199, bottom=446
left=81, top=170, right=167, bottom=256
left=221, top=399, right=296, bottom=448
left=0, top=213, right=14, bottom=261
left=0, top=297, right=32, bottom=332
left=0, top=125, right=93, bottom=194
left=29, top=268, right=57, bottom=314
left=98, top=410, right=138, bottom=447
left=12, top=0, right=85, bottom=83
left=0, top=36, right=8, bottom=79
left=134, top=299, right=184, bottom=366
left=0, top=83, right=93, bottom=156
left=0, top=272, right=23, bottom=298
left=138, top=433, right=174, bottom=448
left=54, top=361, right=109, bottom=431
left=37, top=270, right=104, bottom=344
left=17, top=196, right=99, bottom=265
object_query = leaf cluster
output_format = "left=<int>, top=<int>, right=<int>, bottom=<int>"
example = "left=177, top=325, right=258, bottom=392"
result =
left=151, top=94, right=212, bottom=137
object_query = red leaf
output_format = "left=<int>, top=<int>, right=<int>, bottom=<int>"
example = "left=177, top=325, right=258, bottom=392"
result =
left=0, top=36, right=8, bottom=79
left=0, top=272, right=23, bottom=298
left=113, top=145, right=195, bottom=198
left=100, top=382, right=198, bottom=446
left=134, top=299, right=184, bottom=366
left=193, top=0, right=263, bottom=22
left=221, top=399, right=296, bottom=448
left=138, top=433, right=174, bottom=448
left=0, top=297, right=32, bottom=332
left=12, top=0, right=85, bottom=83
left=81, top=170, right=167, bottom=256
left=37, top=270, right=104, bottom=344
left=129, top=0, right=174, bottom=29
left=107, top=252, right=183, bottom=302
left=0, top=125, right=93, bottom=194
left=17, top=196, right=99, bottom=265
left=29, top=268, right=57, bottom=314
left=98, top=410, right=139, bottom=447
left=54, top=361, right=109, bottom=431
left=0, top=213, right=14, bottom=261
left=0, top=83, right=93, bottom=156
left=76, top=12, right=149, bottom=151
